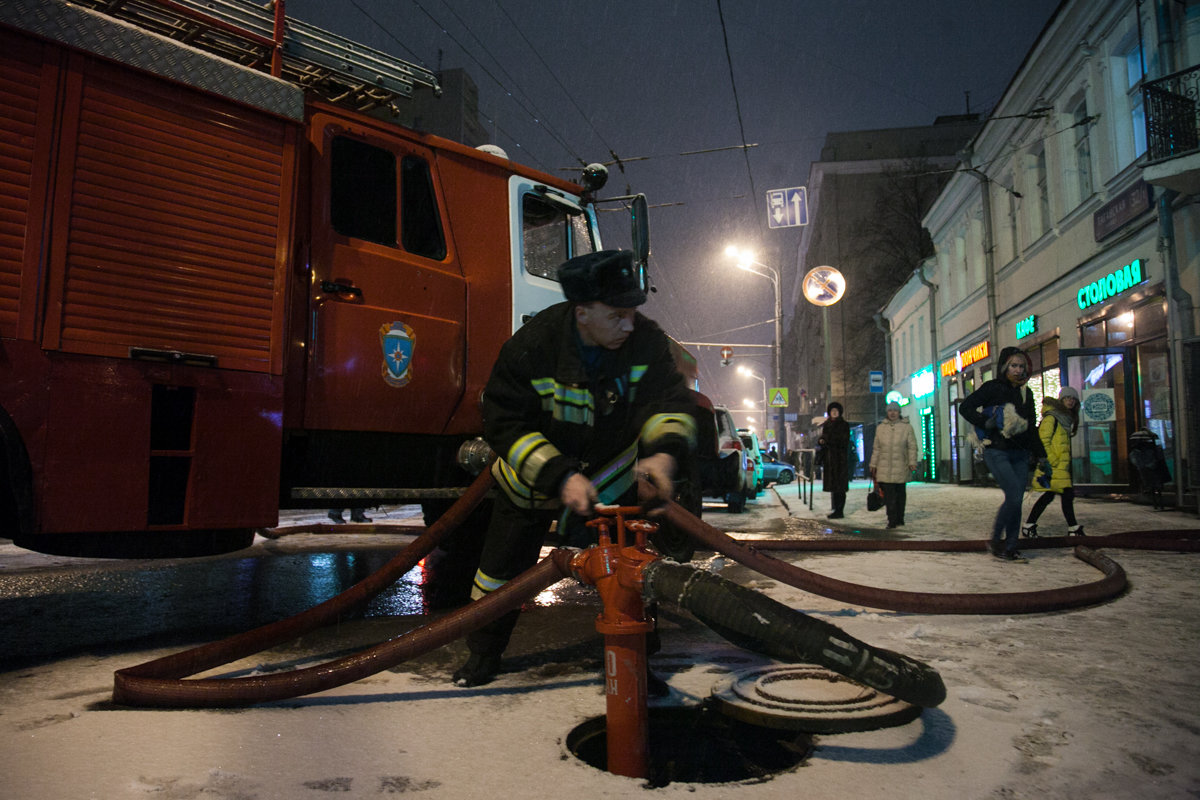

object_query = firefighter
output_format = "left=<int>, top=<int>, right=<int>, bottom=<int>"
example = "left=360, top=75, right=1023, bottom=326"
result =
left=452, top=249, right=698, bottom=688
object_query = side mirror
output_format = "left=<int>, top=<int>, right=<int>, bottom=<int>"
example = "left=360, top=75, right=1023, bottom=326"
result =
left=628, top=194, right=648, bottom=287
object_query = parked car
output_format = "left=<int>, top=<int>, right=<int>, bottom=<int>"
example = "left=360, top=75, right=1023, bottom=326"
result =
left=697, top=405, right=755, bottom=512
left=760, top=458, right=796, bottom=485
left=738, top=428, right=765, bottom=496
left=668, top=344, right=750, bottom=517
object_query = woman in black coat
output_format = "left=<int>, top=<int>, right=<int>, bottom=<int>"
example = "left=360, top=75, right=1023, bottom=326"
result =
left=819, top=401, right=851, bottom=518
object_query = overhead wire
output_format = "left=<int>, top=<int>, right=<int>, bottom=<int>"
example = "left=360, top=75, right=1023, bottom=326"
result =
left=714, top=0, right=762, bottom=227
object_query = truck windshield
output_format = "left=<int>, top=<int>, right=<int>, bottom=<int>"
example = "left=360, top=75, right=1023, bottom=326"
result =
left=521, top=193, right=595, bottom=281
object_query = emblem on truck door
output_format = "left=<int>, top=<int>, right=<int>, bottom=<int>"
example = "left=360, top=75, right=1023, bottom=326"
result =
left=380, top=322, right=416, bottom=387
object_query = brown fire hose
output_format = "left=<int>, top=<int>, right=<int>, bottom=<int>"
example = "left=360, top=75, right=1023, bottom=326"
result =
left=114, top=548, right=574, bottom=707
left=642, top=483, right=1200, bottom=615
left=113, top=468, right=499, bottom=706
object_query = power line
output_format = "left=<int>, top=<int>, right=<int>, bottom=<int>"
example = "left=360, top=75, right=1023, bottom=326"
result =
left=715, top=0, right=761, bottom=226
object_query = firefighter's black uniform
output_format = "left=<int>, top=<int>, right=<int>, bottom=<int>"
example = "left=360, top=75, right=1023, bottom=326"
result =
left=454, top=251, right=698, bottom=687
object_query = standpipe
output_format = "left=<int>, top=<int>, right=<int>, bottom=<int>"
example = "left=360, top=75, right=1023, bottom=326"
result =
left=567, top=506, right=661, bottom=780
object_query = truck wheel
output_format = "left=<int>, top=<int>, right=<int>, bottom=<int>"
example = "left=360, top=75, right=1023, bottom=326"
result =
left=725, top=491, right=746, bottom=513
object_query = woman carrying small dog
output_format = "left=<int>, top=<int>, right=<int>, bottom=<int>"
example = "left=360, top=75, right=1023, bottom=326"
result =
left=959, top=347, right=1049, bottom=561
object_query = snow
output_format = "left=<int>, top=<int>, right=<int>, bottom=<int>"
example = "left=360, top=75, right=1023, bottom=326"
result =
left=2, top=481, right=1199, bottom=798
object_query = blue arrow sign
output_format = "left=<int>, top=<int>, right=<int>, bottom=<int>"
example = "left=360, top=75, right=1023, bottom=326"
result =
left=766, top=186, right=808, bottom=229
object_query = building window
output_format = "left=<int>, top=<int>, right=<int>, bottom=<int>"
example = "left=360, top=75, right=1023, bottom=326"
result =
left=1072, top=99, right=1094, bottom=204
left=1114, top=35, right=1148, bottom=165
left=1033, top=144, right=1051, bottom=238
left=1079, top=299, right=1166, bottom=347
left=1025, top=338, right=1061, bottom=421
left=1000, top=173, right=1019, bottom=260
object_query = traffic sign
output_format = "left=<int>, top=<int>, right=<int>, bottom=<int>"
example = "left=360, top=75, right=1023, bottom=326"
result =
left=869, top=371, right=884, bottom=393
left=769, top=387, right=789, bottom=407
left=766, top=186, right=808, bottom=229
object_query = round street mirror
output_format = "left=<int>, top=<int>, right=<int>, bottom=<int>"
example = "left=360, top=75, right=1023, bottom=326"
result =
left=802, top=265, right=845, bottom=306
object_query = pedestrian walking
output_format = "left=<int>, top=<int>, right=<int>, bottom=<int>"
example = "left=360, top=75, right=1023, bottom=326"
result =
left=1022, top=386, right=1083, bottom=537
left=451, top=249, right=698, bottom=689
left=818, top=401, right=851, bottom=519
left=959, top=346, right=1050, bottom=561
left=869, top=401, right=918, bottom=529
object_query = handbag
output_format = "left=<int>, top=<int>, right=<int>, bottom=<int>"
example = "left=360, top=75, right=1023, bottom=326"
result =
left=866, top=481, right=884, bottom=511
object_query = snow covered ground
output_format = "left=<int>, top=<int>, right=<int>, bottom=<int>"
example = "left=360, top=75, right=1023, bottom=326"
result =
left=2, top=482, right=1198, bottom=799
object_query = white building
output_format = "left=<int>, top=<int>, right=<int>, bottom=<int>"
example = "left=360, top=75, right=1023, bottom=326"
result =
left=885, top=0, right=1199, bottom=504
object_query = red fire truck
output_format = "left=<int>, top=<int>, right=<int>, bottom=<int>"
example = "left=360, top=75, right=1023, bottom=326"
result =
left=0, top=0, right=645, bottom=555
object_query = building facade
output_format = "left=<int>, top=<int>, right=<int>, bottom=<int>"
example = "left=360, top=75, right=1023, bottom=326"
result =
left=783, top=117, right=982, bottom=453
left=884, top=0, right=1199, bottom=505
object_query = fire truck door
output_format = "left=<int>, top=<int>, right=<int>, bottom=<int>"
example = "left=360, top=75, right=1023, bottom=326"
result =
left=304, top=117, right=465, bottom=433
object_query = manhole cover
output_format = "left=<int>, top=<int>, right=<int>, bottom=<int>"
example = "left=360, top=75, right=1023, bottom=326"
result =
left=711, top=664, right=922, bottom=733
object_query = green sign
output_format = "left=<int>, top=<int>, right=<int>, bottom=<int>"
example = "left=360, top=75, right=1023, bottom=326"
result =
left=1077, top=259, right=1147, bottom=310
left=1015, top=314, right=1037, bottom=340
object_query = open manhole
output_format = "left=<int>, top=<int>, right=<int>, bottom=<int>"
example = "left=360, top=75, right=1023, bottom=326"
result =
left=566, top=705, right=813, bottom=786
left=566, top=665, right=923, bottom=785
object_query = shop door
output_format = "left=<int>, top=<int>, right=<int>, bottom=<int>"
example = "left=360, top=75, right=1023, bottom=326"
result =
left=949, top=398, right=974, bottom=484
left=1059, top=347, right=1136, bottom=486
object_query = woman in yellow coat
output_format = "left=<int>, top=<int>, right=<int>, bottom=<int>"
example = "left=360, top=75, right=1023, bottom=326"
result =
left=1022, top=387, right=1083, bottom=537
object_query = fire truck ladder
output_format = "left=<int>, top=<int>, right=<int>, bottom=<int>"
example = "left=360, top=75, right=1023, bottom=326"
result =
left=70, top=0, right=441, bottom=111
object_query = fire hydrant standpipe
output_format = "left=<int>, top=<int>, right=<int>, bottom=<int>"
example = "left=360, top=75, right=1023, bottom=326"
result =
left=569, top=507, right=662, bottom=780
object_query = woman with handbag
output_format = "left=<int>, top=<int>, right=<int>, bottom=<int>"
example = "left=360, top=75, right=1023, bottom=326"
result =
left=869, top=401, right=918, bottom=529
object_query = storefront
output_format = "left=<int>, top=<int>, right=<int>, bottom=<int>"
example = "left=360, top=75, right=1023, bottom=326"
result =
left=1060, top=257, right=1172, bottom=490
left=940, top=340, right=991, bottom=484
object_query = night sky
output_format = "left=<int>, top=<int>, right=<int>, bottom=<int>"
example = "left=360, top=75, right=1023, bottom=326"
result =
left=285, top=0, right=1062, bottom=415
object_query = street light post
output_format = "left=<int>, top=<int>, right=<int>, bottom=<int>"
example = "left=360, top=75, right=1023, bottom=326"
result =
left=725, top=246, right=783, bottom=447
left=737, top=366, right=768, bottom=429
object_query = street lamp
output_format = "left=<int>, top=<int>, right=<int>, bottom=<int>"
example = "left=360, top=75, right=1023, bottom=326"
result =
left=737, top=365, right=769, bottom=429
left=742, top=398, right=766, bottom=427
left=725, top=246, right=783, bottom=445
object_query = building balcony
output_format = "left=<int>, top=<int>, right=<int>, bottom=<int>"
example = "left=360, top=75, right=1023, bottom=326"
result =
left=1142, top=62, right=1200, bottom=195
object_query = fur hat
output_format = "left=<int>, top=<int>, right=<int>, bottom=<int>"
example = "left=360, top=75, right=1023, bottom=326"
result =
left=827, top=401, right=844, bottom=415
left=558, top=250, right=646, bottom=307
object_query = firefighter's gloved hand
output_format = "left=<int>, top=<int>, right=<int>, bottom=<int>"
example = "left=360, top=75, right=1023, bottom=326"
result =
left=637, top=453, right=677, bottom=514
left=560, top=471, right=598, bottom=516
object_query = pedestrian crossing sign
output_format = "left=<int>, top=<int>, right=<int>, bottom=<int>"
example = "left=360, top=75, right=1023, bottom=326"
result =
left=769, top=387, right=788, bottom=407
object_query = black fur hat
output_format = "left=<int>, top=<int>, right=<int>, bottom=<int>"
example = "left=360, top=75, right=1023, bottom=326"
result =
left=558, top=250, right=646, bottom=308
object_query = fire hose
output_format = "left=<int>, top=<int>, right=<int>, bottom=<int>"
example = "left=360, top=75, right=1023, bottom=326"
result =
left=113, top=473, right=1196, bottom=708
left=642, top=482, right=1200, bottom=615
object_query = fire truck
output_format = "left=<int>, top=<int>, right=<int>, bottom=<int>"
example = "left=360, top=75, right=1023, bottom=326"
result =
left=0, top=0, right=646, bottom=555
